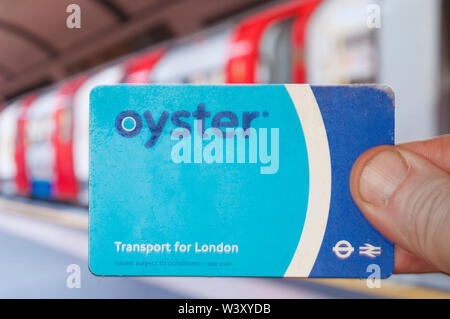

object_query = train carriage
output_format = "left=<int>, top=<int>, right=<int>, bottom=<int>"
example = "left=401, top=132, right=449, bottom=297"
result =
left=72, top=50, right=166, bottom=205
left=72, top=64, right=126, bottom=205
left=0, top=0, right=445, bottom=204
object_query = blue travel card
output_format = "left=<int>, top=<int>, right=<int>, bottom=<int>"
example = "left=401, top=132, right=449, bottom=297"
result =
left=89, top=84, right=395, bottom=278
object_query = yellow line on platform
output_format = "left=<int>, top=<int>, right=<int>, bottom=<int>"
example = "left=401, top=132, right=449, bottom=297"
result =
left=311, top=278, right=450, bottom=299
left=0, top=198, right=88, bottom=230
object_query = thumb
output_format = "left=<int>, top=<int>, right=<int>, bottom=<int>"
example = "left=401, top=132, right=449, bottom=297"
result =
left=350, top=145, right=450, bottom=274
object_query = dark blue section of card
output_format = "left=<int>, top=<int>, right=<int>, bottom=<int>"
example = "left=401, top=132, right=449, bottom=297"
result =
left=309, top=86, right=395, bottom=278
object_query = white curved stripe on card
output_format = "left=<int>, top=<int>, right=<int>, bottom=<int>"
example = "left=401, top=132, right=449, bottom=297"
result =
left=284, top=84, right=332, bottom=277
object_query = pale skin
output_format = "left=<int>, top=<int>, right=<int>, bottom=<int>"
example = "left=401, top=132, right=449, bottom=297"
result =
left=350, top=134, right=450, bottom=274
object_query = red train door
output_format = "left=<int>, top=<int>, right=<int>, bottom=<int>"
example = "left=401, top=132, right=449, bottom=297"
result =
left=53, top=77, right=87, bottom=201
left=15, top=95, right=35, bottom=196
left=291, top=0, right=322, bottom=83
left=226, top=0, right=321, bottom=84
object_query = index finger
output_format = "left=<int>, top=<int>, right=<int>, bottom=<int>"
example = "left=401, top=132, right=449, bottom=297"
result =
left=398, top=134, right=450, bottom=173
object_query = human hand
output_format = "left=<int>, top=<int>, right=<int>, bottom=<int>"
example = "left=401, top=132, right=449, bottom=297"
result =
left=350, top=134, right=450, bottom=274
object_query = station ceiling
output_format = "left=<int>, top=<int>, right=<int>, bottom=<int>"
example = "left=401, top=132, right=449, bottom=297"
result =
left=0, top=0, right=277, bottom=102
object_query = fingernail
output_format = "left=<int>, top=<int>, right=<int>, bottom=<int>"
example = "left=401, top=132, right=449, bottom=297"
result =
left=360, top=150, right=409, bottom=206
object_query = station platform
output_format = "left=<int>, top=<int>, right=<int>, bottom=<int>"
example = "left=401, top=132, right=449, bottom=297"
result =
left=0, top=196, right=448, bottom=299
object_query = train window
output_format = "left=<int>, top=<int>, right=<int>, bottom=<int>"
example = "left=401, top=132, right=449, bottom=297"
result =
left=257, top=18, right=295, bottom=83
left=0, top=101, right=21, bottom=193
left=58, top=106, right=72, bottom=143
left=305, top=0, right=378, bottom=85
left=342, top=30, right=377, bottom=84
left=25, top=91, right=58, bottom=182
left=152, top=30, right=231, bottom=84
left=26, top=92, right=57, bottom=146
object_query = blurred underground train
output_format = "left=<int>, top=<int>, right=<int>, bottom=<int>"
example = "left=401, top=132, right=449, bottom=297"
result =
left=0, top=0, right=447, bottom=206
